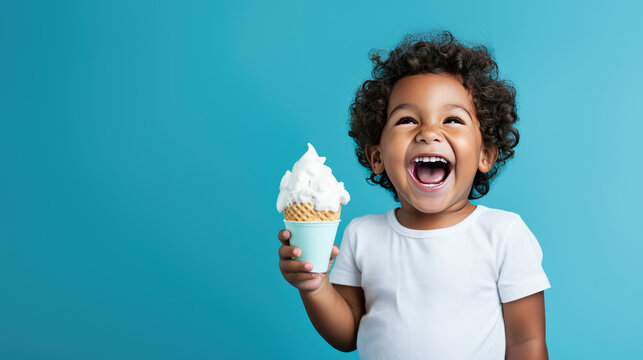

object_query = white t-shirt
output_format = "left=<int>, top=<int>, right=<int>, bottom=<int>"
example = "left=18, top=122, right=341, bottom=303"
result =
left=329, top=204, right=551, bottom=360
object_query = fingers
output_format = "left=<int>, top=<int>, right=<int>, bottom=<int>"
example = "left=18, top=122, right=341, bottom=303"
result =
left=278, top=244, right=301, bottom=260
left=279, top=257, right=313, bottom=273
left=277, top=229, right=291, bottom=245
left=287, top=271, right=318, bottom=281
left=277, top=228, right=313, bottom=275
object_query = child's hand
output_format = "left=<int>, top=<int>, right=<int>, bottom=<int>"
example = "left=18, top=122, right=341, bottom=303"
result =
left=277, top=229, right=340, bottom=293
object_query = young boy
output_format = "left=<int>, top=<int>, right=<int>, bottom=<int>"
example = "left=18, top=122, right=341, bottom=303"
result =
left=277, top=30, right=551, bottom=359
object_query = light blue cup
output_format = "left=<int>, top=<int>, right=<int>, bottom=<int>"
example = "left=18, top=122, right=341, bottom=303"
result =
left=284, top=220, right=340, bottom=273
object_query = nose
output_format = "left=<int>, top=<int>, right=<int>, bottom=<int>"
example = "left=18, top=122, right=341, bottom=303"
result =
left=415, top=123, right=443, bottom=144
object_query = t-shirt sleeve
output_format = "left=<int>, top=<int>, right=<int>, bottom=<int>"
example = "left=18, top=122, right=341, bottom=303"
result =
left=329, top=219, right=361, bottom=287
left=497, top=215, right=551, bottom=303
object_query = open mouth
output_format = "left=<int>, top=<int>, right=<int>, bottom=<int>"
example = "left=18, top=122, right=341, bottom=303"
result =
left=409, top=156, right=453, bottom=188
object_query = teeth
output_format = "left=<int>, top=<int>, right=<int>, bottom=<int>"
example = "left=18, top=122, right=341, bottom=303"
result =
left=413, top=156, right=448, bottom=164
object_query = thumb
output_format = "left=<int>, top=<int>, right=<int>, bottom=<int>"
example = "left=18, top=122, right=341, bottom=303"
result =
left=326, top=244, right=340, bottom=273
left=329, top=244, right=340, bottom=260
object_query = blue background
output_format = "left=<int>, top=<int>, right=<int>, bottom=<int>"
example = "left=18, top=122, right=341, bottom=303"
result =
left=2, top=0, right=642, bottom=359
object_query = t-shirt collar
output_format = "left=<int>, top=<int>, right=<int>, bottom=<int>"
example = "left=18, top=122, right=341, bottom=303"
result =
left=386, top=204, right=486, bottom=238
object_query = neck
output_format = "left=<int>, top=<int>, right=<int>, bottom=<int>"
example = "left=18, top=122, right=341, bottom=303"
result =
left=395, top=200, right=476, bottom=230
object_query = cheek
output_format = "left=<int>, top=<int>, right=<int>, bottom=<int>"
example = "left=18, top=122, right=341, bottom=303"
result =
left=381, top=133, right=408, bottom=161
left=382, top=149, right=404, bottom=171
left=452, top=139, right=480, bottom=169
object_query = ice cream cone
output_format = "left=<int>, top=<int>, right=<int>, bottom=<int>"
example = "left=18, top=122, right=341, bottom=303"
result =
left=277, top=143, right=349, bottom=272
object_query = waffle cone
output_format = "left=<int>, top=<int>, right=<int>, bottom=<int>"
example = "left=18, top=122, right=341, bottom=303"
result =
left=284, top=202, right=341, bottom=221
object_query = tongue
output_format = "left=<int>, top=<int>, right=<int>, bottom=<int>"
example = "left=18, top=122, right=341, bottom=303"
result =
left=416, top=165, right=446, bottom=184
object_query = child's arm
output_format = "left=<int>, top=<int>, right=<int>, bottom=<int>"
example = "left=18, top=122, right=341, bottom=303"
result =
left=503, top=291, right=549, bottom=360
left=278, top=230, right=365, bottom=352
left=299, top=279, right=364, bottom=352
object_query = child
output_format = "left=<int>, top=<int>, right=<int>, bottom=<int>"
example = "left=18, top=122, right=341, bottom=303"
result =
left=277, top=30, right=551, bottom=360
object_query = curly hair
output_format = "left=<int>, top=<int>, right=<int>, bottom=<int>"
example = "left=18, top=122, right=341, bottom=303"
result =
left=347, top=29, right=519, bottom=201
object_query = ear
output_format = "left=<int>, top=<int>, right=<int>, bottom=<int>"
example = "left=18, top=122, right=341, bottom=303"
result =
left=365, top=144, right=385, bottom=174
left=478, top=144, right=498, bottom=173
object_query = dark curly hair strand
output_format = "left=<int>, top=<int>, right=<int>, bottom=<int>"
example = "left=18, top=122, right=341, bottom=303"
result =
left=347, top=30, right=520, bottom=201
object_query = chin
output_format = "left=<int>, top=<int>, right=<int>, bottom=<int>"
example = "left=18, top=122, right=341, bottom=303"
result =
left=407, top=198, right=451, bottom=215
left=415, top=205, right=448, bottom=215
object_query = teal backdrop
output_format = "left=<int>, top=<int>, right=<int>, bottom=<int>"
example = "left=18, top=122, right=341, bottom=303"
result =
left=2, top=0, right=642, bottom=359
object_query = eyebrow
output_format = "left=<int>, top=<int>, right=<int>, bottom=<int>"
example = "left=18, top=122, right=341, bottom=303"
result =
left=387, top=103, right=473, bottom=120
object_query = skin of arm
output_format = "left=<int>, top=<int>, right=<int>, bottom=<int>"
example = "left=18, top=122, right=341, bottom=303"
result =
left=503, top=291, right=548, bottom=360
left=299, top=278, right=365, bottom=352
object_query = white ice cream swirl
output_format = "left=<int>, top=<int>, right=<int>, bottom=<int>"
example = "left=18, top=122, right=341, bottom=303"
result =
left=276, top=143, right=350, bottom=213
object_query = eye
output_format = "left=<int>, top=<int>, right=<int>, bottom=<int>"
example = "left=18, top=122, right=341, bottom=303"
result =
left=396, top=117, right=417, bottom=125
left=444, top=117, right=463, bottom=124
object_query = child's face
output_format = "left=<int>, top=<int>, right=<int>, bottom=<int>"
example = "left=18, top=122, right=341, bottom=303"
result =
left=367, top=73, right=496, bottom=216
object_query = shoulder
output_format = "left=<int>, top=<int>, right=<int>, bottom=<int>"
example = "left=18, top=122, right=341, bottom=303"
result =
left=341, top=210, right=393, bottom=249
left=474, top=204, right=523, bottom=231
left=476, top=204, right=521, bottom=222
left=476, top=205, right=543, bottom=255
left=344, top=211, right=391, bottom=233
left=471, top=205, right=534, bottom=252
